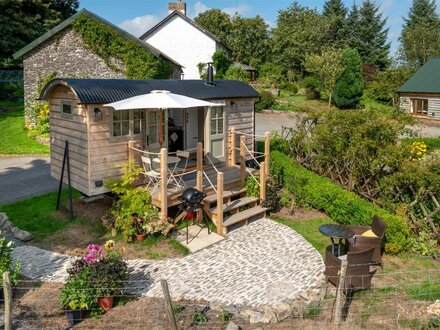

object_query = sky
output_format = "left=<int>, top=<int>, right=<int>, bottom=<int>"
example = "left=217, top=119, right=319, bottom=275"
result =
left=79, top=0, right=433, bottom=56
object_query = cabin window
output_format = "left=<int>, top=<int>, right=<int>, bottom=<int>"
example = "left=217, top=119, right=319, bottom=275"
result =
left=411, top=98, right=428, bottom=116
left=112, top=109, right=144, bottom=138
left=210, top=107, right=224, bottom=135
left=61, top=102, right=73, bottom=118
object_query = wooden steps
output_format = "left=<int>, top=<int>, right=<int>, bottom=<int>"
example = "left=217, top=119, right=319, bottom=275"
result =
left=209, top=196, right=259, bottom=215
left=203, top=187, right=246, bottom=204
left=222, top=205, right=268, bottom=233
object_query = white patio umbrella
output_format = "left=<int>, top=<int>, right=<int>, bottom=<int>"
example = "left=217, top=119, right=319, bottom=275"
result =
left=104, top=90, right=224, bottom=148
left=103, top=90, right=224, bottom=110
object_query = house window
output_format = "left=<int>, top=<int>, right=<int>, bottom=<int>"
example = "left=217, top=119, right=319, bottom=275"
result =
left=210, top=107, right=224, bottom=135
left=61, top=102, right=73, bottom=118
left=111, top=109, right=144, bottom=138
left=411, top=98, right=428, bottom=116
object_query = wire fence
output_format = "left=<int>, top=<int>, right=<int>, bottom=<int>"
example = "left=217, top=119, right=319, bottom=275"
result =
left=1, top=266, right=440, bottom=329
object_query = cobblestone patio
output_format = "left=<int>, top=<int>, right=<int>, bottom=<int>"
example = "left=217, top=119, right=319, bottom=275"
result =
left=12, top=219, right=325, bottom=322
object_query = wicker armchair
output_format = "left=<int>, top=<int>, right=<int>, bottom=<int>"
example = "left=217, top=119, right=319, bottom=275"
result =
left=345, top=216, right=386, bottom=264
left=325, top=247, right=375, bottom=296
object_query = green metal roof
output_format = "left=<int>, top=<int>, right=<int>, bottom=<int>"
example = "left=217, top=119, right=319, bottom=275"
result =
left=12, top=9, right=182, bottom=68
left=398, top=57, right=440, bottom=94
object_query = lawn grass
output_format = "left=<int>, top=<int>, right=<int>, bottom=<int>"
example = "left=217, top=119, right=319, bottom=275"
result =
left=0, top=189, right=81, bottom=240
left=0, top=105, right=49, bottom=155
left=274, top=216, right=334, bottom=255
left=0, top=101, right=23, bottom=108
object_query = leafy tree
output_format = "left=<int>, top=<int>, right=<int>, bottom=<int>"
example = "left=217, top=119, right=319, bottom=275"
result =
left=322, top=0, right=348, bottom=47
left=0, top=0, right=79, bottom=68
left=356, top=0, right=390, bottom=69
left=212, top=51, right=230, bottom=79
left=304, top=48, right=344, bottom=107
left=272, top=2, right=329, bottom=74
left=194, top=9, right=232, bottom=45
left=333, top=48, right=364, bottom=108
left=224, top=66, right=249, bottom=82
left=258, top=63, right=286, bottom=86
left=228, top=15, right=271, bottom=67
left=399, top=0, right=440, bottom=67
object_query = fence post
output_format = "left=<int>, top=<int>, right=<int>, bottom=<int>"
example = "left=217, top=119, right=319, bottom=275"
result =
left=160, top=148, right=168, bottom=221
left=128, top=140, right=135, bottom=170
left=264, top=132, right=270, bottom=176
left=160, top=279, right=177, bottom=330
left=230, top=128, right=236, bottom=166
left=240, top=135, right=246, bottom=186
left=197, top=142, right=203, bottom=191
left=333, top=259, right=348, bottom=324
left=3, top=272, right=12, bottom=330
left=217, top=172, right=224, bottom=235
left=260, top=162, right=266, bottom=202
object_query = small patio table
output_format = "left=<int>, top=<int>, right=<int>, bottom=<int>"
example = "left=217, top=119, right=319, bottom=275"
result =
left=153, top=156, right=181, bottom=187
left=319, top=224, right=354, bottom=257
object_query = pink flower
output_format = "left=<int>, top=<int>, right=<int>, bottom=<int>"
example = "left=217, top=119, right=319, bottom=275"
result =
left=85, top=244, right=104, bottom=264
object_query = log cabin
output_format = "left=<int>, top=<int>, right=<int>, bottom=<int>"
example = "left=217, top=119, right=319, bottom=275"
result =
left=40, top=78, right=269, bottom=233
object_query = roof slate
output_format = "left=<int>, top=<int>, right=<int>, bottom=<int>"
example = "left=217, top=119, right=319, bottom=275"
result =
left=12, top=9, right=182, bottom=68
left=398, top=57, right=440, bottom=94
left=39, top=78, right=260, bottom=104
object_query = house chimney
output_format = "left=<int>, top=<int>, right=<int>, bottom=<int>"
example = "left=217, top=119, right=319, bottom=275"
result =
left=168, top=1, right=186, bottom=16
left=206, top=62, right=214, bottom=86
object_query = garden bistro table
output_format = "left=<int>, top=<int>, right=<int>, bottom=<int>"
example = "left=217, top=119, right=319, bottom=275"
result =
left=153, top=156, right=181, bottom=187
left=319, top=224, right=354, bottom=257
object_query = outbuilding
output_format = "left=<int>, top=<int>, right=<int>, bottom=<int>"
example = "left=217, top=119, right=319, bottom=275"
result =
left=39, top=78, right=260, bottom=197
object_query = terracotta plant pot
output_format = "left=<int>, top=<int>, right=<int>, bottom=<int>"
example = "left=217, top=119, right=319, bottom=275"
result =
left=136, top=234, right=146, bottom=241
left=64, top=308, right=89, bottom=326
left=98, top=296, right=113, bottom=313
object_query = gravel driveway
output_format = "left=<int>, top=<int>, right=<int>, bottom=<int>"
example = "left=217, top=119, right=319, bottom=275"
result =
left=0, top=156, right=59, bottom=205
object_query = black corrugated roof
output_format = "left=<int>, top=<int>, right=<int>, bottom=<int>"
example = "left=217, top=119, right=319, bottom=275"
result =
left=40, top=78, right=260, bottom=104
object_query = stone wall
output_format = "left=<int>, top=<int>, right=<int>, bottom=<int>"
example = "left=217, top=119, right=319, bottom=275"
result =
left=23, top=27, right=126, bottom=105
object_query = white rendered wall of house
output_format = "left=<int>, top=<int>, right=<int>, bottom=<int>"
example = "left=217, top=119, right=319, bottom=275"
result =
left=142, top=16, right=217, bottom=79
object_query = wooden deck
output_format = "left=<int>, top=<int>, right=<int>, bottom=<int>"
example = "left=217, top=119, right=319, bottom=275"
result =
left=149, top=165, right=242, bottom=208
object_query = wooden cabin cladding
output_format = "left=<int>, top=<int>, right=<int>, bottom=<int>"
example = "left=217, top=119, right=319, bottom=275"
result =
left=399, top=93, right=440, bottom=120
left=49, top=85, right=90, bottom=194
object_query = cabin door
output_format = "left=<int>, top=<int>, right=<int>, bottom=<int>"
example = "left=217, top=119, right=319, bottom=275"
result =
left=204, top=106, right=226, bottom=163
left=145, top=110, right=167, bottom=151
left=185, top=108, right=198, bottom=150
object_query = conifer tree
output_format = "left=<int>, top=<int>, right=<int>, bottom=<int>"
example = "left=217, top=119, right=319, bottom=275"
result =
left=333, top=48, right=364, bottom=108
left=323, top=0, right=348, bottom=47
left=356, top=0, right=390, bottom=70
left=399, top=0, right=440, bottom=66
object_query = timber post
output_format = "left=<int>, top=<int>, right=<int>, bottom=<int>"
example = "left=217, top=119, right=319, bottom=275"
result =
left=230, top=128, right=236, bottom=166
left=3, top=272, right=12, bottom=330
left=160, top=148, right=168, bottom=220
left=216, top=172, right=224, bottom=235
left=196, top=142, right=203, bottom=191
left=161, top=279, right=177, bottom=330
left=260, top=161, right=266, bottom=202
left=333, top=259, right=348, bottom=324
left=240, top=135, right=246, bottom=185
left=264, top=132, right=270, bottom=176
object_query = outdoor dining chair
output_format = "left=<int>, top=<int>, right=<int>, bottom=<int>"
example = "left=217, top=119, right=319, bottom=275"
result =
left=173, top=150, right=190, bottom=187
left=141, top=155, right=161, bottom=194
left=345, top=216, right=386, bottom=264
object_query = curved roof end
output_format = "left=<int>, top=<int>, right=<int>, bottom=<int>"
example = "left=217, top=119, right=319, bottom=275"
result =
left=38, top=79, right=79, bottom=102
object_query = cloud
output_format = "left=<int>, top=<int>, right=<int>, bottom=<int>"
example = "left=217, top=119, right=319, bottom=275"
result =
left=118, top=15, right=161, bottom=37
left=223, top=4, right=251, bottom=17
left=188, top=1, right=251, bottom=18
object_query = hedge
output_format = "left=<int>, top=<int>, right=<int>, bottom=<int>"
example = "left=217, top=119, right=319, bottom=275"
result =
left=270, top=150, right=410, bottom=254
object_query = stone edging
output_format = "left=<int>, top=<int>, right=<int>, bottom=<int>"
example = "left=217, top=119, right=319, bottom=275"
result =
left=0, top=212, right=33, bottom=242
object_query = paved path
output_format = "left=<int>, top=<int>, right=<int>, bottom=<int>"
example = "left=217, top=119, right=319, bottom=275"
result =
left=0, top=156, right=58, bottom=205
left=12, top=219, right=325, bottom=310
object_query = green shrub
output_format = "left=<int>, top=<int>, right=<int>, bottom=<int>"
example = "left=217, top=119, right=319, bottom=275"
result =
left=301, top=76, right=319, bottom=89
left=0, top=233, right=20, bottom=286
left=305, top=87, right=320, bottom=100
left=224, top=66, right=249, bottom=82
left=255, top=91, right=275, bottom=111
left=280, top=82, right=298, bottom=94
left=270, top=150, right=411, bottom=254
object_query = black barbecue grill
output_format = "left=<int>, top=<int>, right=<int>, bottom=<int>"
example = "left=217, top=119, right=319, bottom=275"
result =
left=176, top=188, right=210, bottom=244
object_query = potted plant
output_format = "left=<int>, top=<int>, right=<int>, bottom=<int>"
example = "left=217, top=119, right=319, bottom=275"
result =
left=135, top=216, right=147, bottom=241
left=60, top=268, right=97, bottom=325
left=61, top=241, right=128, bottom=317
left=0, top=233, right=20, bottom=302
